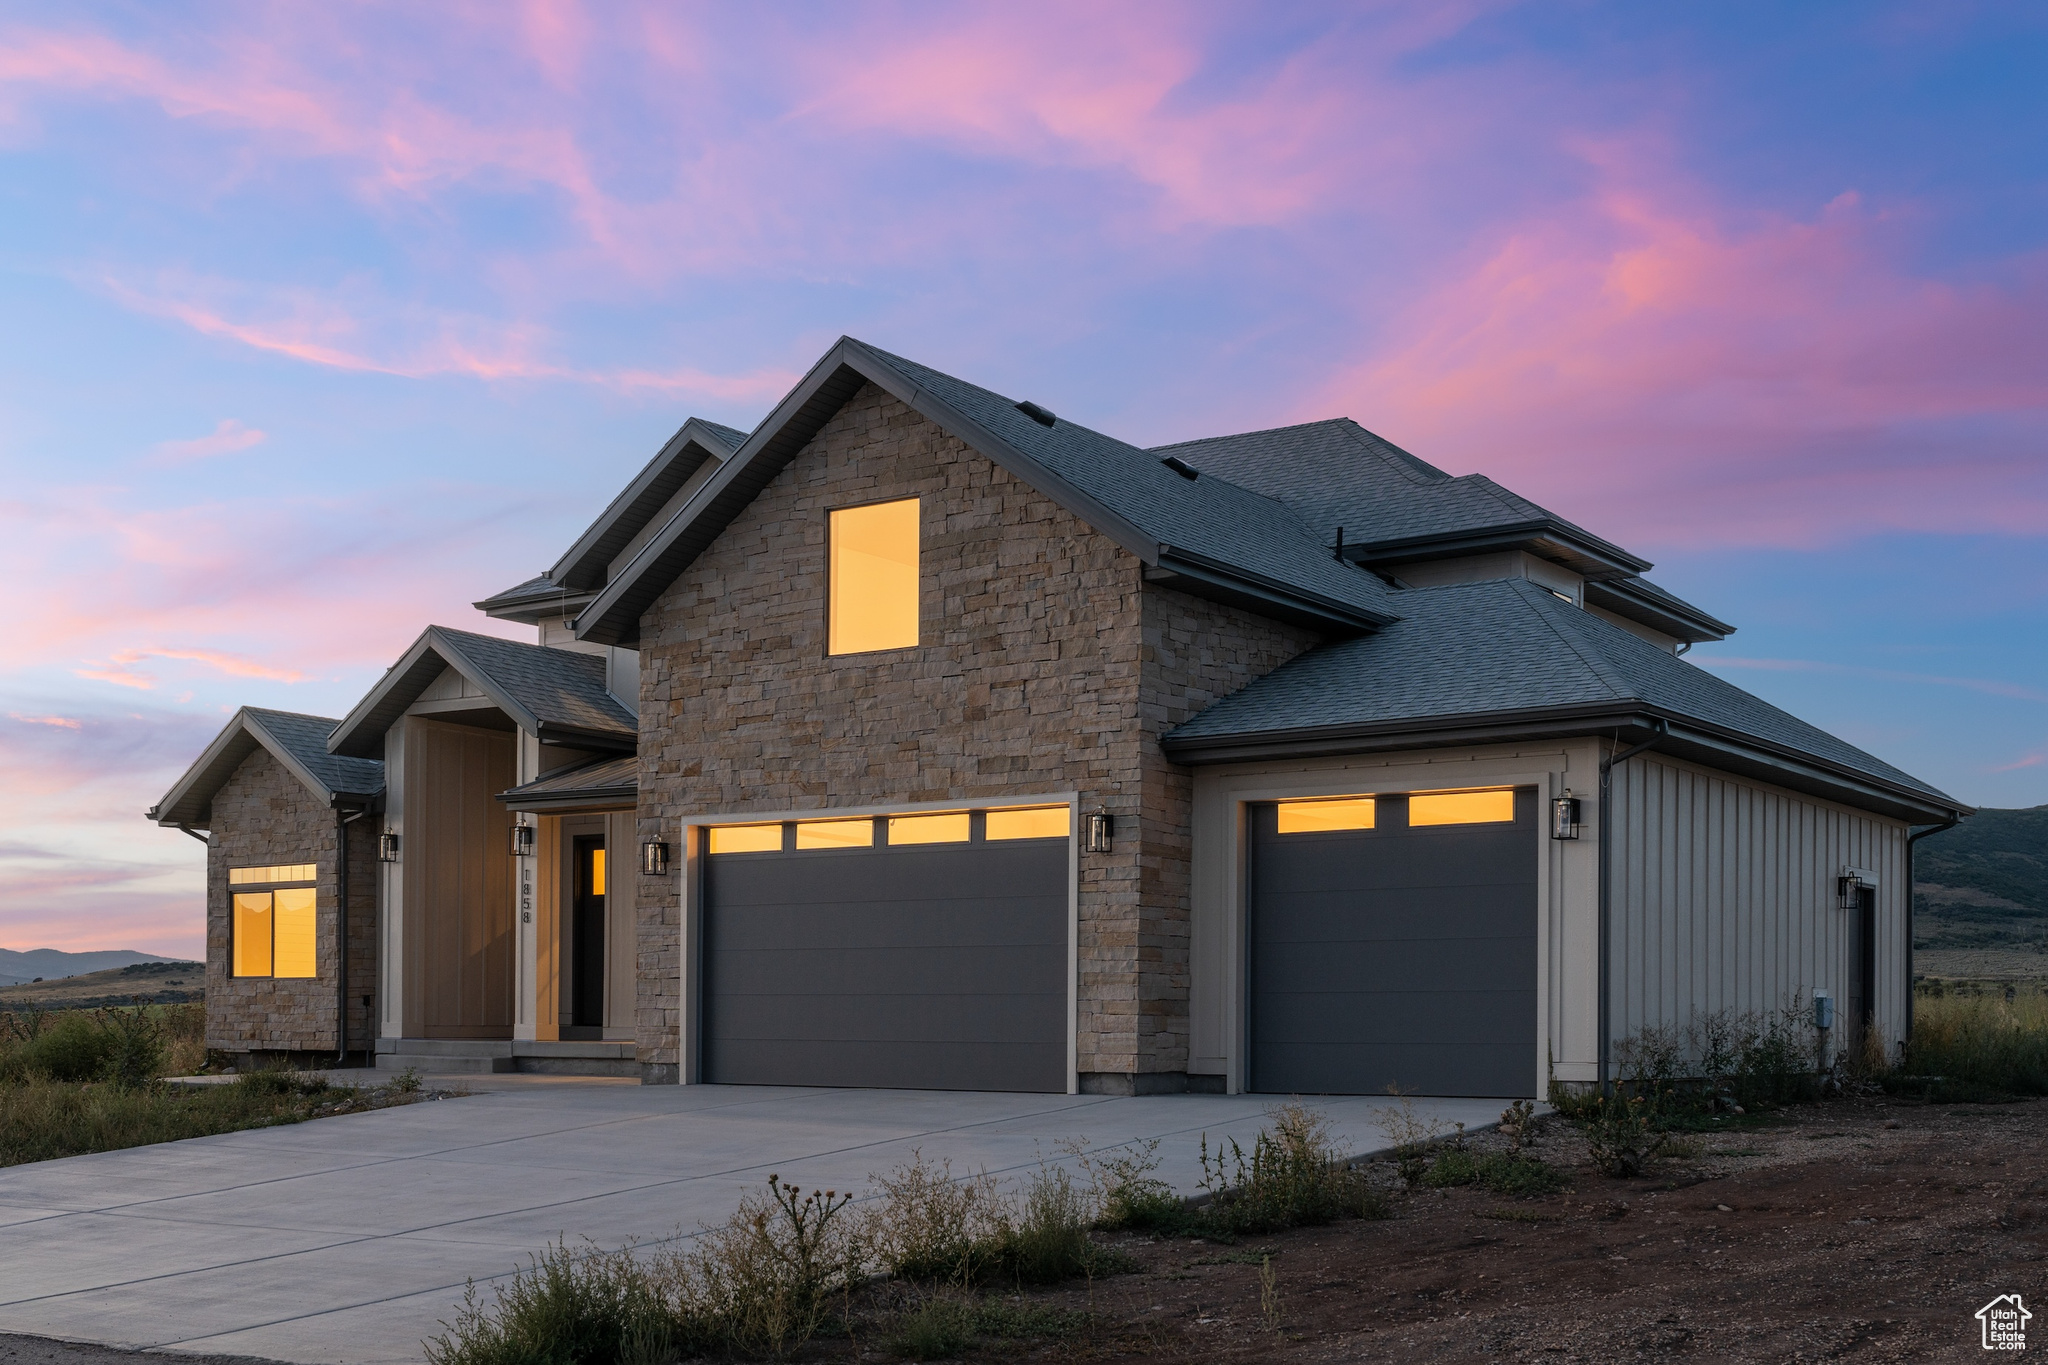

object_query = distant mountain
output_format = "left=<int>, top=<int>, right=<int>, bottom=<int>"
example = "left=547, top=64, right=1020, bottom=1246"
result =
left=0, top=948, right=187, bottom=989
left=1914, top=806, right=2048, bottom=952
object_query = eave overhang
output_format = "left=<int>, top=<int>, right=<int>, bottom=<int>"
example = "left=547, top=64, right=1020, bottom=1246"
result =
left=1346, top=522, right=1651, bottom=582
left=1584, top=579, right=1734, bottom=644
left=146, top=709, right=381, bottom=830
left=1162, top=703, right=1970, bottom=826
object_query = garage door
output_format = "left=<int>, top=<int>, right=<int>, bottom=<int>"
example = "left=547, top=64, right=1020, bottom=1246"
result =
left=701, top=807, right=1069, bottom=1092
left=1248, top=788, right=1537, bottom=1097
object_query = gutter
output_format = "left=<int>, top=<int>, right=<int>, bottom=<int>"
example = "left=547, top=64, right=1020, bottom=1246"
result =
left=335, top=805, right=371, bottom=1067
left=1599, top=720, right=1668, bottom=1097
left=1903, top=814, right=1963, bottom=1043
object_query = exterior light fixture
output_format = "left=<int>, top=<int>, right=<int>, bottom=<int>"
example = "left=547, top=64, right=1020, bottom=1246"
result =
left=377, top=831, right=400, bottom=863
left=1837, top=874, right=1863, bottom=910
left=640, top=840, right=671, bottom=876
left=511, top=823, right=535, bottom=858
left=1550, top=792, right=1581, bottom=840
left=1083, top=809, right=1114, bottom=854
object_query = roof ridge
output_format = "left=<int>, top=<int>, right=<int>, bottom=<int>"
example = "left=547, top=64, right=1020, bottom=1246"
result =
left=1510, top=580, right=1638, bottom=702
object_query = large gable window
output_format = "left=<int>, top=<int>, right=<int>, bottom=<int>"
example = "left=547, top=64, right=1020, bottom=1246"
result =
left=828, top=498, right=919, bottom=654
left=231, top=865, right=318, bottom=979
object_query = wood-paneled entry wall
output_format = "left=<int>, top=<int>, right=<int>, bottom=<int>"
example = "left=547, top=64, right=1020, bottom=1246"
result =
left=403, top=717, right=516, bottom=1038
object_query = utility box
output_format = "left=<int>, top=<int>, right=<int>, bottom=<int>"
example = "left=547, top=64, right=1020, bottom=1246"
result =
left=1813, top=991, right=1835, bottom=1032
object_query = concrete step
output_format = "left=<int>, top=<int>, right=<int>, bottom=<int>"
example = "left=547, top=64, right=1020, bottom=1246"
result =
left=374, top=1038, right=638, bottom=1077
left=376, top=1053, right=514, bottom=1075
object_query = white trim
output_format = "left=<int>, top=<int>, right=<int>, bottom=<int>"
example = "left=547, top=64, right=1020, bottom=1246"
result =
left=677, top=792, right=1080, bottom=1093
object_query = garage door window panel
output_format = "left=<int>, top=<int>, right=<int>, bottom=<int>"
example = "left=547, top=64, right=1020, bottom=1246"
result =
left=795, top=819, right=875, bottom=850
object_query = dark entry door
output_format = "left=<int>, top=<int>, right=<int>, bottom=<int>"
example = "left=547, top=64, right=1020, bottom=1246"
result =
left=701, top=819, right=1067, bottom=1092
left=1248, top=789, right=1538, bottom=1097
left=1849, top=884, right=1876, bottom=1047
left=571, top=836, right=606, bottom=1030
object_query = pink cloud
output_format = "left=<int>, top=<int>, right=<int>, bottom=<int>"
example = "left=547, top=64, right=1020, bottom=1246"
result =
left=1309, top=160, right=2048, bottom=548
left=151, top=418, right=266, bottom=463
left=8, top=713, right=81, bottom=729
left=1990, top=750, right=2048, bottom=774
left=1696, top=655, right=2048, bottom=705
left=108, top=647, right=313, bottom=685
left=74, top=664, right=156, bottom=690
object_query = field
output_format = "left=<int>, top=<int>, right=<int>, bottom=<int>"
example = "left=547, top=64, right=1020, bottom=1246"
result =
left=0, top=961, right=203, bottom=1011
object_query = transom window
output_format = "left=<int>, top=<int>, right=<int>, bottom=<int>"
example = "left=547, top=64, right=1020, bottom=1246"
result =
left=1273, top=790, right=1517, bottom=833
left=828, top=498, right=920, bottom=654
left=705, top=804, right=1071, bottom=854
left=229, top=863, right=315, bottom=886
left=1276, top=797, right=1376, bottom=833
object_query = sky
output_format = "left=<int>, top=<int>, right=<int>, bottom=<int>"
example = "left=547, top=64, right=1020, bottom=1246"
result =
left=2, top=2, right=2044, bottom=960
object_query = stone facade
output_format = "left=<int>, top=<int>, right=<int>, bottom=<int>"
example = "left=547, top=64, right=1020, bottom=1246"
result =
left=634, top=382, right=1319, bottom=1087
left=206, top=747, right=378, bottom=1060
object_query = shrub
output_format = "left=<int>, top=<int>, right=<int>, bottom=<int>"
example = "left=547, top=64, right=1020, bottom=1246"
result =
left=1197, top=1102, right=1375, bottom=1234
left=96, top=1002, right=165, bottom=1089
left=1373, top=1092, right=1448, bottom=1186
left=424, top=1240, right=676, bottom=1365
left=862, top=1151, right=1006, bottom=1283
left=887, top=1296, right=975, bottom=1361
left=1420, top=1148, right=1569, bottom=1196
left=9, top=1014, right=118, bottom=1083
left=684, top=1175, right=863, bottom=1356
left=1086, top=1139, right=1187, bottom=1234
left=1583, top=1096, right=1670, bottom=1177
left=992, top=1162, right=1123, bottom=1285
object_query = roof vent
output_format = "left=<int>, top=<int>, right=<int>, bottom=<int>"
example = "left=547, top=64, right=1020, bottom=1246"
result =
left=1015, top=400, right=1058, bottom=427
left=1161, top=456, right=1200, bottom=481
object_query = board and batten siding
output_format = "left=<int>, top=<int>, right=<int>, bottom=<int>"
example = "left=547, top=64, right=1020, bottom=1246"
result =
left=1607, top=751, right=1909, bottom=1056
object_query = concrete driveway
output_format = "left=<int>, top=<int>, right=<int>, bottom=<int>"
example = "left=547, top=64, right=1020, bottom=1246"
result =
left=0, top=1079, right=1511, bottom=1363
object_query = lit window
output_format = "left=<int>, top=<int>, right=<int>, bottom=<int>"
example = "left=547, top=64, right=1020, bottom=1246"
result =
left=709, top=823, right=783, bottom=854
left=796, top=819, right=874, bottom=850
left=887, top=812, right=970, bottom=845
left=590, top=848, right=607, bottom=897
left=229, top=863, right=316, bottom=886
left=1276, top=798, right=1376, bottom=833
left=1408, top=790, right=1516, bottom=826
left=232, top=889, right=317, bottom=978
left=985, top=806, right=1069, bottom=841
left=828, top=498, right=919, bottom=654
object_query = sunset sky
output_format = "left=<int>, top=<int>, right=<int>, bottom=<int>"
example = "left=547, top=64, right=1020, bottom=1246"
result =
left=2, top=3, right=2044, bottom=960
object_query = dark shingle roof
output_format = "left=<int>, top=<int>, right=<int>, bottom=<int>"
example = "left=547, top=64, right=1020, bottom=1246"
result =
left=1152, top=419, right=1646, bottom=575
left=148, top=708, right=383, bottom=828
left=1165, top=579, right=1958, bottom=813
left=328, top=626, right=635, bottom=758
left=497, top=754, right=637, bottom=812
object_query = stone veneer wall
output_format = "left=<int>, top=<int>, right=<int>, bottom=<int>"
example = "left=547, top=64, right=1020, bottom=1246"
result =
left=633, top=382, right=1323, bottom=1089
left=205, top=747, right=378, bottom=1058
left=1134, top=586, right=1320, bottom=1084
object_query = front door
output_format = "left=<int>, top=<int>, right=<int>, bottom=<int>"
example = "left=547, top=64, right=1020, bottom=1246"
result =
left=571, top=835, right=606, bottom=1032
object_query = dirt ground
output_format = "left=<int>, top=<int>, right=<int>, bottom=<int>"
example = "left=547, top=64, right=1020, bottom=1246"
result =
left=990, top=1092, right=2047, bottom=1364
left=4, top=1092, right=2039, bottom=1363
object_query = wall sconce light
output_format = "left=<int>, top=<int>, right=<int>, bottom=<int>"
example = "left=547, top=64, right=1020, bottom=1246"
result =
left=1083, top=809, right=1114, bottom=854
left=377, top=831, right=400, bottom=863
left=1837, top=874, right=1863, bottom=910
left=511, top=823, right=535, bottom=858
left=640, top=840, right=671, bottom=876
left=1550, top=792, right=1582, bottom=840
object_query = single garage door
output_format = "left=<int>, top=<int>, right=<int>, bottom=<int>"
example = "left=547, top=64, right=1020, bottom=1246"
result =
left=1249, top=788, right=1537, bottom=1097
left=701, top=807, right=1069, bottom=1092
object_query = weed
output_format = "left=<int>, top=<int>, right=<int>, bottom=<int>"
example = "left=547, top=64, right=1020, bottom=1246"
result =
left=1189, top=1246, right=1279, bottom=1266
left=0, top=1069, right=373, bottom=1167
left=995, top=1161, right=1129, bottom=1285
left=424, top=1240, right=675, bottom=1365
left=1257, top=1255, right=1281, bottom=1332
left=1197, top=1103, right=1371, bottom=1234
left=1891, top=988, right=2048, bottom=1096
left=1372, top=1091, right=1447, bottom=1186
left=94, top=1000, right=164, bottom=1089
left=1498, top=1098, right=1537, bottom=1154
left=863, top=1150, right=1007, bottom=1283
left=1420, top=1148, right=1569, bottom=1196
left=1583, top=1096, right=1670, bottom=1177
left=1080, top=1138, right=1186, bottom=1233
left=887, top=1296, right=974, bottom=1360
left=1657, top=1138, right=1705, bottom=1161
left=391, top=1065, right=424, bottom=1094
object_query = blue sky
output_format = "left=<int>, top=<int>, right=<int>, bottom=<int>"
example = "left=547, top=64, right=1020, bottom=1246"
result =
left=1, top=2, right=2043, bottom=957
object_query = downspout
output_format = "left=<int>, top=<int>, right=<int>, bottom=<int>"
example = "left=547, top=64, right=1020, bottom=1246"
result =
left=177, top=825, right=208, bottom=846
left=1903, top=814, right=1961, bottom=1044
left=336, top=806, right=370, bottom=1066
left=1598, top=719, right=1669, bottom=1097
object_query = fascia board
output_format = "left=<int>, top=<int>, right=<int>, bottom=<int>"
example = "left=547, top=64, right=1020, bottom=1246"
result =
left=1584, top=580, right=1734, bottom=642
left=328, top=628, right=542, bottom=757
left=1351, top=522, right=1651, bottom=579
left=1151, top=546, right=1395, bottom=632
left=147, top=710, right=263, bottom=827
left=1164, top=702, right=1966, bottom=822
left=241, top=712, right=343, bottom=808
left=424, top=630, right=547, bottom=736
left=543, top=419, right=738, bottom=592
left=495, top=784, right=636, bottom=814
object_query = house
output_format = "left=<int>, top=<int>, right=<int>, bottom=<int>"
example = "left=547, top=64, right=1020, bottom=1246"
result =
left=150, top=336, right=1970, bottom=1094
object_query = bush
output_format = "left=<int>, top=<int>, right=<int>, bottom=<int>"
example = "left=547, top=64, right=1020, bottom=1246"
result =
left=7, top=1014, right=118, bottom=1083
left=97, top=1003, right=165, bottom=1089
left=425, top=1240, right=676, bottom=1365
left=1196, top=1103, right=1378, bottom=1234
left=0, top=1070, right=369, bottom=1167
left=1583, top=1096, right=1671, bottom=1177
left=1420, top=1148, right=1569, bottom=1196
left=863, top=1152, right=1130, bottom=1288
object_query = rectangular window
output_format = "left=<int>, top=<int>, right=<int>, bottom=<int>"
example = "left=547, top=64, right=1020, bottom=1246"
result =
left=708, top=823, right=783, bottom=854
left=1408, top=790, right=1516, bottom=827
left=1276, top=797, right=1376, bottom=834
left=232, top=893, right=273, bottom=977
left=796, top=819, right=874, bottom=850
left=229, top=863, right=316, bottom=886
left=887, top=811, right=970, bottom=845
left=271, top=888, right=318, bottom=978
left=828, top=498, right=920, bottom=654
left=985, top=806, right=1069, bottom=841
left=590, top=848, right=607, bottom=897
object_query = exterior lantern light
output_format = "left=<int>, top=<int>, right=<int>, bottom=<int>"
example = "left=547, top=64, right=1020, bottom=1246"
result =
left=511, top=823, right=535, bottom=858
left=641, top=840, right=671, bottom=876
left=1837, top=874, right=1862, bottom=910
left=1550, top=792, right=1581, bottom=840
left=377, top=831, right=400, bottom=863
left=1083, top=809, right=1114, bottom=854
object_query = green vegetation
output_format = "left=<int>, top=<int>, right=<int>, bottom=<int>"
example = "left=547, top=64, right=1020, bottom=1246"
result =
left=1420, top=1146, right=1570, bottom=1195
left=1883, top=983, right=2048, bottom=1099
left=0, top=1000, right=423, bottom=1167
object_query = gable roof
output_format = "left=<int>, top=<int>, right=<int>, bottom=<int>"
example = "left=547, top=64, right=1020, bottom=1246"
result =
left=476, top=417, right=746, bottom=623
left=327, top=626, right=636, bottom=758
left=1152, top=419, right=1651, bottom=580
left=574, top=338, right=1400, bottom=646
left=148, top=708, right=383, bottom=829
left=1164, top=578, right=1966, bottom=823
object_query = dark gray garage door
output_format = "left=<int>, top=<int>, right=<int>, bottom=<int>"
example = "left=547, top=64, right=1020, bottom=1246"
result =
left=1249, top=789, right=1537, bottom=1097
left=702, top=820, right=1068, bottom=1092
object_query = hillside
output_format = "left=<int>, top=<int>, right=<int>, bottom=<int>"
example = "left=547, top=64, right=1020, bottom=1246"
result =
left=1914, top=805, right=2048, bottom=966
left=0, top=947, right=184, bottom=988
left=0, top=960, right=203, bottom=1009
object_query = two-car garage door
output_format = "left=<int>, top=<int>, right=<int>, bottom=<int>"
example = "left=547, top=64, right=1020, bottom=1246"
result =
left=701, top=807, right=1069, bottom=1093
left=1249, top=788, right=1539, bottom=1098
